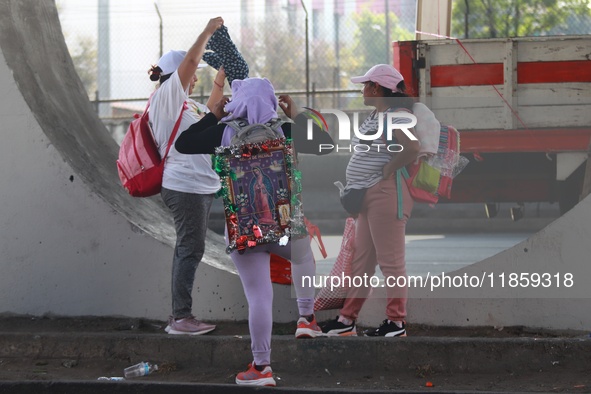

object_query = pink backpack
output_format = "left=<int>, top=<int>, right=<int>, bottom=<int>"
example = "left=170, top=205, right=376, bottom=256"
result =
left=116, top=101, right=185, bottom=197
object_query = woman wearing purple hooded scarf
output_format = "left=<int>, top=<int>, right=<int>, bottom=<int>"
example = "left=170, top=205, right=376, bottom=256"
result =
left=175, top=77, right=333, bottom=386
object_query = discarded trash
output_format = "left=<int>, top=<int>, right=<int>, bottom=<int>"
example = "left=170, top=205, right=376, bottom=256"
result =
left=426, top=381, right=434, bottom=387
left=157, top=362, right=177, bottom=373
left=551, top=361, right=559, bottom=366
left=97, top=377, right=125, bottom=381
left=123, top=362, right=158, bottom=378
left=324, top=368, right=331, bottom=376
left=61, top=360, right=78, bottom=368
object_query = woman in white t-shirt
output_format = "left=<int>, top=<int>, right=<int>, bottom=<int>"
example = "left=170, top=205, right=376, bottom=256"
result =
left=146, top=17, right=225, bottom=336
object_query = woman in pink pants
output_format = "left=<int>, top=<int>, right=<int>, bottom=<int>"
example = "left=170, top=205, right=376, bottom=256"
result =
left=321, top=64, right=420, bottom=337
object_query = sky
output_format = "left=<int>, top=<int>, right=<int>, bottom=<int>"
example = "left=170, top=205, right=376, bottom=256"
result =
left=57, top=0, right=259, bottom=104
left=57, top=0, right=246, bottom=38
left=55, top=0, right=419, bottom=109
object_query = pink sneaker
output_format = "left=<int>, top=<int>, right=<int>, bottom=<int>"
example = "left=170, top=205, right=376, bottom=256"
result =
left=235, top=362, right=276, bottom=386
left=295, top=315, right=323, bottom=338
left=167, top=316, right=216, bottom=335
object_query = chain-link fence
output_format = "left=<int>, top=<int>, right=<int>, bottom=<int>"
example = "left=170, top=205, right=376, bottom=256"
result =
left=58, top=0, right=591, bottom=142
left=59, top=0, right=419, bottom=142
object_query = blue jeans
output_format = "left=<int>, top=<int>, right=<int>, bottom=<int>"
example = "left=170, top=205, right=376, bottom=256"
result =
left=161, top=187, right=214, bottom=319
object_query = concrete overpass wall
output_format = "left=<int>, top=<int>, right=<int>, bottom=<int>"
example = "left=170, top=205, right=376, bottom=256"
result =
left=0, top=0, right=299, bottom=322
left=1, top=0, right=589, bottom=330
left=321, top=195, right=591, bottom=330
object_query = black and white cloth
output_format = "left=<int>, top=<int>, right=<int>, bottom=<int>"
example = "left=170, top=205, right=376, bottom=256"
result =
left=203, top=25, right=249, bottom=85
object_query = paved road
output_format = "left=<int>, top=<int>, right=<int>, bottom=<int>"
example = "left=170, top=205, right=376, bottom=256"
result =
left=312, top=233, right=530, bottom=278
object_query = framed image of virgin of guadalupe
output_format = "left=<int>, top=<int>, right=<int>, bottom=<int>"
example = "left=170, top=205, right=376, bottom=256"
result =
left=213, top=138, right=306, bottom=254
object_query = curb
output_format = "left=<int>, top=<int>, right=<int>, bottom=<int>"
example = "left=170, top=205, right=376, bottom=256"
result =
left=1, top=333, right=589, bottom=374
left=0, top=380, right=471, bottom=394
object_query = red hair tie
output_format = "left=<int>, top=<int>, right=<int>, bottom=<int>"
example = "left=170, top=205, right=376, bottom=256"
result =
left=148, top=65, right=162, bottom=81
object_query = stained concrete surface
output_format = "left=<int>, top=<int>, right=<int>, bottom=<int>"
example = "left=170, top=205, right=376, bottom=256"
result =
left=0, top=316, right=590, bottom=393
left=1, top=1, right=591, bottom=392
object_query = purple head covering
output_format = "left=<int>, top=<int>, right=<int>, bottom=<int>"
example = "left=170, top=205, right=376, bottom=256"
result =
left=221, top=78, right=282, bottom=146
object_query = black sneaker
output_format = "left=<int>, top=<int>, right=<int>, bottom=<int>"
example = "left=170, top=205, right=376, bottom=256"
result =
left=364, top=320, right=407, bottom=337
left=320, top=316, right=357, bottom=337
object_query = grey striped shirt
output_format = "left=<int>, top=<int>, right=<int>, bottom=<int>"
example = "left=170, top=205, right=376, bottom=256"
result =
left=345, top=109, right=411, bottom=190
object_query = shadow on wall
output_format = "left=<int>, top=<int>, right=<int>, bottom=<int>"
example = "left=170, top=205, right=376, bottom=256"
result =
left=208, top=154, right=561, bottom=235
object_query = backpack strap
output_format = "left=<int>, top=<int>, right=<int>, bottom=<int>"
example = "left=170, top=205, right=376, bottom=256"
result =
left=223, top=117, right=285, bottom=145
left=265, top=118, right=285, bottom=131
left=381, top=108, right=412, bottom=220
left=144, top=93, right=186, bottom=160
left=395, top=169, right=404, bottom=220
left=223, top=118, right=250, bottom=133
left=224, top=118, right=285, bottom=132
left=162, top=102, right=187, bottom=159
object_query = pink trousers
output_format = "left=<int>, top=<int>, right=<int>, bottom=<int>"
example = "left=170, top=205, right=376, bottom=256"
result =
left=340, top=178, right=413, bottom=321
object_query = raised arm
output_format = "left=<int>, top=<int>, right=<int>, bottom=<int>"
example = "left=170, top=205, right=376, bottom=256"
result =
left=175, top=96, right=229, bottom=154
left=278, top=94, right=302, bottom=120
left=175, top=114, right=224, bottom=154
left=207, top=67, right=226, bottom=111
left=177, top=17, right=224, bottom=92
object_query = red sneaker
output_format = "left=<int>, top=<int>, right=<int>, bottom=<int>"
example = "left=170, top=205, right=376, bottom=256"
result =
left=295, top=315, right=324, bottom=338
left=235, top=363, right=276, bottom=386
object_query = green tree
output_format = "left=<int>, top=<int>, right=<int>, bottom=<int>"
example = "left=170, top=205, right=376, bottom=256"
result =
left=452, top=0, right=591, bottom=38
left=57, top=1, right=98, bottom=99
left=347, top=9, right=414, bottom=76
left=70, top=36, right=98, bottom=99
left=239, top=21, right=305, bottom=92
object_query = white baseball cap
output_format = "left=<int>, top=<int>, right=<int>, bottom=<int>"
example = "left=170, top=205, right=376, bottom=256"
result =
left=157, top=50, right=207, bottom=75
left=351, top=64, right=404, bottom=92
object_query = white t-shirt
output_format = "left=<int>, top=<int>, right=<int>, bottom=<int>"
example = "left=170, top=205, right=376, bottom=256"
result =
left=149, top=71, right=220, bottom=194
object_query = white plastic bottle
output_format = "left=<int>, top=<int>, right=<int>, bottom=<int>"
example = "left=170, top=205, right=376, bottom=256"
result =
left=123, top=362, right=158, bottom=378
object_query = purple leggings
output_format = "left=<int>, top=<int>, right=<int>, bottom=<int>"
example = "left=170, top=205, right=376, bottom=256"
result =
left=230, top=237, right=316, bottom=365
